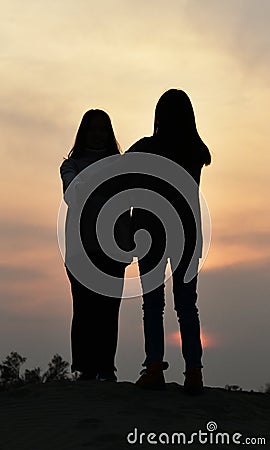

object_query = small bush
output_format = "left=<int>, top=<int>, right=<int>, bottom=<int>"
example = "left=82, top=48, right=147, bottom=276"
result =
left=42, top=354, right=69, bottom=382
left=0, top=352, right=70, bottom=389
left=23, top=367, right=42, bottom=384
left=0, top=352, right=26, bottom=386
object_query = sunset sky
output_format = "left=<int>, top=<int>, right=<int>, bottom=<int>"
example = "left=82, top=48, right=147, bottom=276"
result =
left=1, top=0, right=270, bottom=390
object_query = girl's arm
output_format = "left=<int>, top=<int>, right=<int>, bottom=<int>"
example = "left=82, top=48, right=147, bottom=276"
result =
left=60, top=158, right=79, bottom=193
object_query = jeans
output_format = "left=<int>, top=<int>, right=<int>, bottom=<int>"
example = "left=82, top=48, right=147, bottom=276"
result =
left=65, top=254, right=126, bottom=375
left=138, top=255, right=203, bottom=370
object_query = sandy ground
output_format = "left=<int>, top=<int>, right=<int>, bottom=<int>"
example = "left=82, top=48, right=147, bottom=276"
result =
left=0, top=381, right=269, bottom=450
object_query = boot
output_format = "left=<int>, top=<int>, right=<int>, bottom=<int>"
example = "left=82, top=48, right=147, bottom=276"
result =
left=184, top=368, right=203, bottom=395
left=136, top=362, right=169, bottom=390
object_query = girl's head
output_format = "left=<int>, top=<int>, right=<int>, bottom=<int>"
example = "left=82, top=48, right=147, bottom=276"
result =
left=154, top=89, right=197, bottom=137
left=153, top=89, right=211, bottom=165
left=68, top=109, right=121, bottom=158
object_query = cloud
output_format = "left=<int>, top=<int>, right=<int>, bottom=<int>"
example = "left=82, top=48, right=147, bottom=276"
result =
left=0, top=264, right=44, bottom=282
left=199, top=260, right=269, bottom=343
left=0, top=90, right=73, bottom=166
left=214, top=229, right=270, bottom=249
left=0, top=221, right=55, bottom=252
left=183, top=0, right=270, bottom=80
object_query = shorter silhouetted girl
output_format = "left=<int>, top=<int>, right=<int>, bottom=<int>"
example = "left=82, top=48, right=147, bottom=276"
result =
left=60, top=109, right=130, bottom=381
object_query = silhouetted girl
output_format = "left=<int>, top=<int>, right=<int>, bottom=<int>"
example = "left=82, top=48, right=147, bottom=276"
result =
left=60, top=109, right=130, bottom=381
left=127, top=89, right=211, bottom=393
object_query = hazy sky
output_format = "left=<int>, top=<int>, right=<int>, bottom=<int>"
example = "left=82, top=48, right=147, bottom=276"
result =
left=1, top=0, right=270, bottom=391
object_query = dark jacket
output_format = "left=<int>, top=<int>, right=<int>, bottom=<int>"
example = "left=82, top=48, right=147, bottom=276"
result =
left=60, top=151, right=133, bottom=262
left=125, top=136, right=207, bottom=264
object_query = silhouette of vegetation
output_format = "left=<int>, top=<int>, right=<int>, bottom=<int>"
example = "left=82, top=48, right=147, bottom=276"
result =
left=0, top=352, right=71, bottom=389
left=0, top=352, right=26, bottom=387
left=24, top=367, right=42, bottom=384
left=0, top=352, right=269, bottom=393
left=42, top=354, right=69, bottom=382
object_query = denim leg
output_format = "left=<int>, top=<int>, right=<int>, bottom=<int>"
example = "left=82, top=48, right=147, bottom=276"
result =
left=138, top=258, right=167, bottom=366
left=171, top=260, right=203, bottom=369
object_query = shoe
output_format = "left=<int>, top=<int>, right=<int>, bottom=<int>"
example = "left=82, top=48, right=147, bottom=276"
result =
left=183, top=368, right=203, bottom=395
left=77, top=371, right=97, bottom=381
left=135, top=362, right=169, bottom=390
left=96, top=372, right=117, bottom=382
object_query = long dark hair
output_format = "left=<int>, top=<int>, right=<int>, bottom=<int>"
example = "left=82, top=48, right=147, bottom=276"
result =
left=68, top=109, right=121, bottom=158
left=153, top=89, right=211, bottom=166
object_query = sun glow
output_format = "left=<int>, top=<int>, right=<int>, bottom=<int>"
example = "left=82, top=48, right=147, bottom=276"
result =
left=167, top=330, right=217, bottom=349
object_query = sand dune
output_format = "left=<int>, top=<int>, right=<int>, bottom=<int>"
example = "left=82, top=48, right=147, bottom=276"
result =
left=0, top=381, right=269, bottom=449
